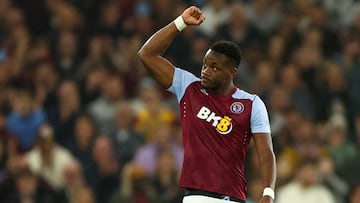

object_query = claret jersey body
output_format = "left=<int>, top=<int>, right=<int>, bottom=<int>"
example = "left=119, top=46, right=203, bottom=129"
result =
left=168, top=68, right=271, bottom=200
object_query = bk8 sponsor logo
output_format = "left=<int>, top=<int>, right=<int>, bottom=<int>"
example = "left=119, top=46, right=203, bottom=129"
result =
left=196, top=106, right=233, bottom=135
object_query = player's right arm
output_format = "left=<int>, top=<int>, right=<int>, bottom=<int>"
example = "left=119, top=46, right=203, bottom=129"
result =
left=138, top=6, right=205, bottom=88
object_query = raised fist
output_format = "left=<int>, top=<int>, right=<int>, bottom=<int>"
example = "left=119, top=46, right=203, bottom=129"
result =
left=181, top=6, right=205, bottom=26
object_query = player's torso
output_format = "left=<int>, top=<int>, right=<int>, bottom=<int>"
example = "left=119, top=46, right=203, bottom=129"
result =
left=180, top=82, right=253, bottom=151
left=178, top=82, right=254, bottom=200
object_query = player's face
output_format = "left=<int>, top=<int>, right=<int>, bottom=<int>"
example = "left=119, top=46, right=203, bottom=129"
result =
left=201, top=50, right=236, bottom=92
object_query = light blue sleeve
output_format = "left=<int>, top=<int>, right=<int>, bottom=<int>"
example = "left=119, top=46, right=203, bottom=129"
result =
left=168, top=68, right=199, bottom=102
left=251, top=95, right=271, bottom=134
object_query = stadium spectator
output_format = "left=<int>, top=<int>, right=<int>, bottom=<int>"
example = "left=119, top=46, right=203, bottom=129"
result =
left=54, top=31, right=81, bottom=80
left=112, top=162, right=154, bottom=203
left=3, top=167, right=60, bottom=203
left=91, top=136, right=120, bottom=203
left=109, top=100, right=144, bottom=166
left=69, top=114, right=98, bottom=187
left=26, top=123, right=76, bottom=189
left=88, top=75, right=125, bottom=135
left=133, top=124, right=183, bottom=176
left=197, top=0, right=230, bottom=37
left=48, top=80, right=81, bottom=149
left=61, top=161, right=88, bottom=203
left=151, top=149, right=183, bottom=203
left=134, top=80, right=177, bottom=142
left=6, top=88, right=47, bottom=152
left=277, top=159, right=336, bottom=203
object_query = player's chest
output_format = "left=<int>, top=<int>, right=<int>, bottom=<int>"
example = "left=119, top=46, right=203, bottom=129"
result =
left=181, top=92, right=252, bottom=133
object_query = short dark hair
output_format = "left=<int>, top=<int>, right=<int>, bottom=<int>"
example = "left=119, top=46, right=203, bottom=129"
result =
left=210, top=41, right=242, bottom=68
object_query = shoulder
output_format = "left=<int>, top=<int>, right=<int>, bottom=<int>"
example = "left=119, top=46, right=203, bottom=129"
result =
left=232, top=89, right=257, bottom=101
left=232, top=89, right=267, bottom=109
left=168, top=68, right=200, bottom=101
left=172, top=67, right=200, bottom=83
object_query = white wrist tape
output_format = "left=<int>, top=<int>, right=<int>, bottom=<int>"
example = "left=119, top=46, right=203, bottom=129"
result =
left=173, top=16, right=187, bottom=31
left=262, top=187, right=275, bottom=200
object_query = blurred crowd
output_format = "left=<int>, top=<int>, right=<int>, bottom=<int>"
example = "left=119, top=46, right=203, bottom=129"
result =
left=0, top=0, right=359, bottom=203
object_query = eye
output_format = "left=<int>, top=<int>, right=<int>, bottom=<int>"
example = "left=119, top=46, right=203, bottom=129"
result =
left=211, top=65, right=218, bottom=72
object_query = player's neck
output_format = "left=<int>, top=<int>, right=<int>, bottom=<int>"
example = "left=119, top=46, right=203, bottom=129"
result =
left=207, top=83, right=236, bottom=96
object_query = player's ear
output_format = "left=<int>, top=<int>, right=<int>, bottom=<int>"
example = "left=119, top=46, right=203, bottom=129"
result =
left=230, top=67, right=237, bottom=77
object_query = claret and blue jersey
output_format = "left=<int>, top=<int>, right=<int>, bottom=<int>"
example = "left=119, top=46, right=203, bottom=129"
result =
left=168, top=68, right=271, bottom=201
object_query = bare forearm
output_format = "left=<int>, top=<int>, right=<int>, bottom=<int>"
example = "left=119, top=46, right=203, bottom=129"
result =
left=253, top=133, right=276, bottom=202
left=138, top=23, right=179, bottom=58
left=138, top=6, right=205, bottom=88
left=258, top=150, right=276, bottom=189
left=138, top=22, right=179, bottom=88
left=139, top=7, right=203, bottom=57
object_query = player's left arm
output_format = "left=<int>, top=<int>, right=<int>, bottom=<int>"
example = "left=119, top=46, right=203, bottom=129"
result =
left=253, top=133, right=276, bottom=203
left=251, top=96, right=276, bottom=203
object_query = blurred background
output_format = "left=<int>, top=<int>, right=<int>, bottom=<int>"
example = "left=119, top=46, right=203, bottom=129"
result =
left=0, top=0, right=359, bottom=203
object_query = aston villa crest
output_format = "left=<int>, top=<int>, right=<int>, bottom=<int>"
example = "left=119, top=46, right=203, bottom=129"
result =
left=230, top=102, right=244, bottom=114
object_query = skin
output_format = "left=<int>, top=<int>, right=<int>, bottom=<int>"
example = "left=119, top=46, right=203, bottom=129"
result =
left=138, top=6, right=276, bottom=203
left=201, top=49, right=237, bottom=95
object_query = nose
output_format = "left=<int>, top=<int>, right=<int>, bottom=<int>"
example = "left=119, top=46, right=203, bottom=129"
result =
left=201, top=65, right=212, bottom=76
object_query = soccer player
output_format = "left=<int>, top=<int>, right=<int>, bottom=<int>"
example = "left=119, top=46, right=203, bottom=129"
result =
left=138, top=6, right=276, bottom=203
